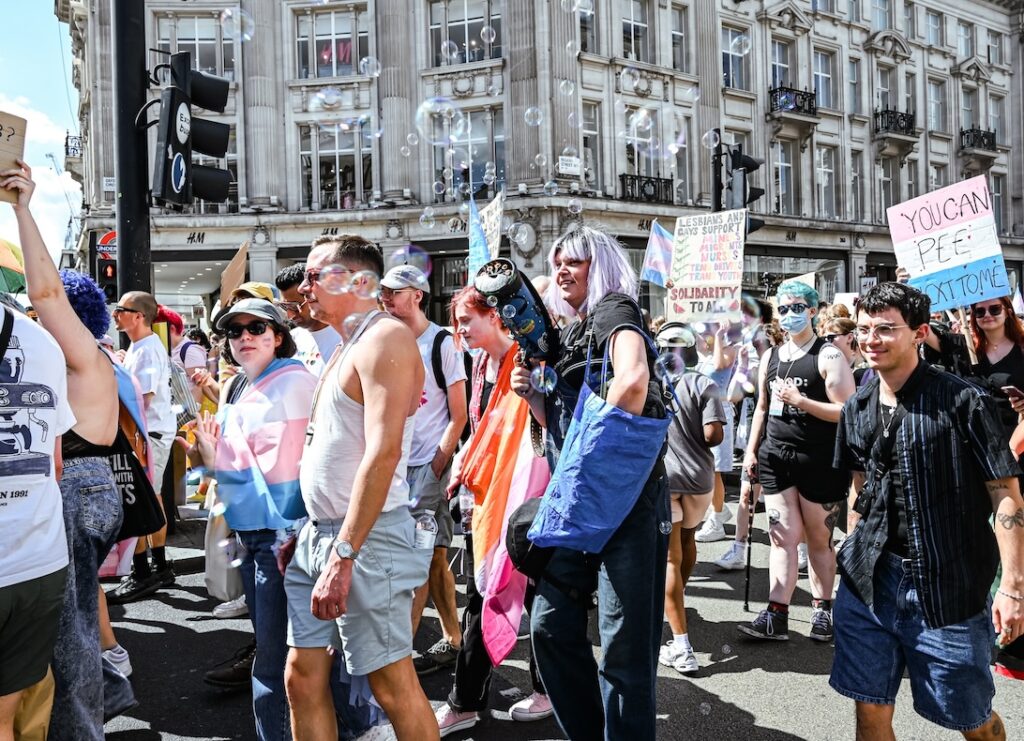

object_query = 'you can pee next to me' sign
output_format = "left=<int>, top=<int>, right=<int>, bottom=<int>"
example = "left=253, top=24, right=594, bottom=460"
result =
left=887, top=175, right=1007, bottom=312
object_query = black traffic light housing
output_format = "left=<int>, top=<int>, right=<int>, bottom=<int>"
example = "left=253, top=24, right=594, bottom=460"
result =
left=726, top=144, right=766, bottom=235
left=152, top=52, right=231, bottom=207
left=97, top=258, right=118, bottom=302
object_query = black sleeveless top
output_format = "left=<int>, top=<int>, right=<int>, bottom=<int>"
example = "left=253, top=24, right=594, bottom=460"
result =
left=764, top=337, right=837, bottom=449
left=62, top=428, right=118, bottom=459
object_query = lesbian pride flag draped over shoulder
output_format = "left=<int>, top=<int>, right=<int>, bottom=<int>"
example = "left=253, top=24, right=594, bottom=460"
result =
left=459, top=346, right=551, bottom=664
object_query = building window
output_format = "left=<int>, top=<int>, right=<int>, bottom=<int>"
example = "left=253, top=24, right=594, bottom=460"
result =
left=961, top=87, right=976, bottom=129
left=673, top=116, right=690, bottom=203
left=850, top=150, right=863, bottom=221
left=623, top=1, right=650, bottom=63
left=926, top=11, right=943, bottom=45
left=989, top=95, right=1004, bottom=140
left=906, top=159, right=917, bottom=199
left=880, top=156, right=897, bottom=217
left=812, top=0, right=836, bottom=12
left=987, top=31, right=1003, bottom=65
left=928, top=163, right=946, bottom=189
left=580, top=11, right=597, bottom=53
left=431, top=108, right=505, bottom=202
left=904, top=2, right=914, bottom=37
left=992, top=174, right=1005, bottom=233
left=877, top=67, right=892, bottom=110
left=814, top=51, right=834, bottom=108
left=297, top=9, right=370, bottom=79
left=582, top=102, right=601, bottom=191
left=429, top=0, right=501, bottom=67
left=772, top=140, right=796, bottom=215
left=872, top=0, right=892, bottom=30
left=299, top=121, right=373, bottom=210
left=927, top=79, right=946, bottom=131
left=771, top=40, right=791, bottom=88
left=156, top=15, right=236, bottom=80
left=957, top=22, right=973, bottom=58
left=671, top=5, right=688, bottom=72
left=815, top=145, right=836, bottom=219
left=849, top=0, right=862, bottom=23
left=722, top=27, right=750, bottom=90
left=848, top=58, right=861, bottom=114
left=905, top=72, right=916, bottom=112
left=624, top=107, right=658, bottom=178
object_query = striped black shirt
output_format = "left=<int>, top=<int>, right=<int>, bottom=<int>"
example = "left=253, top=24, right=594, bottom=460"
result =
left=834, top=360, right=1019, bottom=628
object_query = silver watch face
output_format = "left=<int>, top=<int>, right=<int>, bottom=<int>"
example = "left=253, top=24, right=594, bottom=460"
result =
left=334, top=540, right=357, bottom=559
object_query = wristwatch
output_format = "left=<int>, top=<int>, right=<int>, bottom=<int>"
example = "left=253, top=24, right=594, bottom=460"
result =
left=333, top=540, right=359, bottom=560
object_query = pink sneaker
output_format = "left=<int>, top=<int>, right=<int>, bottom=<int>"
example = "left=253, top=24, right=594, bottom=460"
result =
left=509, top=692, right=554, bottom=722
left=435, top=703, right=479, bottom=737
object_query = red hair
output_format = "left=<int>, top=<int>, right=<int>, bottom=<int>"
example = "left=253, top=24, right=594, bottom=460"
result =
left=448, top=285, right=495, bottom=350
left=970, top=295, right=1024, bottom=353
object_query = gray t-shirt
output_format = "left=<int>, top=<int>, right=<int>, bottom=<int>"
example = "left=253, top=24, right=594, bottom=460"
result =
left=665, top=372, right=727, bottom=495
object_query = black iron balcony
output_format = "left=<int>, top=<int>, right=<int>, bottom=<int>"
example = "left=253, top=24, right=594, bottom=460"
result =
left=960, top=128, right=997, bottom=152
left=769, top=87, right=817, bottom=116
left=874, top=109, right=916, bottom=136
left=64, top=134, right=82, bottom=159
left=619, top=174, right=674, bottom=205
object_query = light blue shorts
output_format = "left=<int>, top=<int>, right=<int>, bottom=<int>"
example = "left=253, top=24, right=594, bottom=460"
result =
left=285, top=508, right=431, bottom=675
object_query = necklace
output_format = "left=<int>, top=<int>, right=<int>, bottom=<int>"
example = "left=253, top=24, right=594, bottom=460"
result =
left=879, top=401, right=896, bottom=438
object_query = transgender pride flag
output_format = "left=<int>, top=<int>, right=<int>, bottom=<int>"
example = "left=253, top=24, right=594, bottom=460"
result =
left=641, top=219, right=674, bottom=287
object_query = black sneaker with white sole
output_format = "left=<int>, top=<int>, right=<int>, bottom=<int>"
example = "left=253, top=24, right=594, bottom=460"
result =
left=413, top=639, right=459, bottom=675
left=809, top=607, right=834, bottom=642
left=737, top=609, right=789, bottom=641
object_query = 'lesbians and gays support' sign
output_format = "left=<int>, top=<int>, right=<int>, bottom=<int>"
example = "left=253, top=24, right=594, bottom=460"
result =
left=887, top=176, right=1007, bottom=311
left=666, top=209, right=746, bottom=323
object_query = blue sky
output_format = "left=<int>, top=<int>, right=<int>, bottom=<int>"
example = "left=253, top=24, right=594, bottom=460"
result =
left=0, top=3, right=81, bottom=260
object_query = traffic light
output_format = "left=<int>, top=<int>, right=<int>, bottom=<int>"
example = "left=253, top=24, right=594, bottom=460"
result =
left=726, top=144, right=766, bottom=235
left=153, top=52, right=231, bottom=207
left=97, top=258, right=117, bottom=302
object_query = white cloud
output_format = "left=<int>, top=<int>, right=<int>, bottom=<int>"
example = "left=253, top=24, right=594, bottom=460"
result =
left=0, top=93, right=82, bottom=265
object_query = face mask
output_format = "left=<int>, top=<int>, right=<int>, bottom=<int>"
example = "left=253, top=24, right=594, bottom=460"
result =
left=779, top=311, right=809, bottom=334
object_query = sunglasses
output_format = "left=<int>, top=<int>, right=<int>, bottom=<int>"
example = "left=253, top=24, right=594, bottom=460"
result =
left=824, top=333, right=847, bottom=343
left=112, top=306, right=141, bottom=315
left=225, top=320, right=271, bottom=339
left=276, top=300, right=303, bottom=313
left=973, top=304, right=1004, bottom=318
left=301, top=265, right=353, bottom=287
left=777, top=303, right=809, bottom=316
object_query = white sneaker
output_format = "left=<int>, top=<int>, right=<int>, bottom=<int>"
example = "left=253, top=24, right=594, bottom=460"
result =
left=717, top=506, right=733, bottom=525
left=509, top=692, right=554, bottom=721
left=436, top=704, right=479, bottom=737
left=714, top=541, right=747, bottom=571
left=103, top=645, right=132, bottom=677
left=695, top=517, right=726, bottom=542
left=212, top=595, right=248, bottom=619
left=658, top=641, right=699, bottom=675
left=797, top=543, right=809, bottom=571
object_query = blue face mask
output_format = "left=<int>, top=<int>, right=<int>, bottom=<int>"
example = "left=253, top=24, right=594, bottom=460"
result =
left=779, top=311, right=810, bottom=334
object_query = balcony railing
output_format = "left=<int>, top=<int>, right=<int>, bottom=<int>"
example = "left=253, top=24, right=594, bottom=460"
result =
left=874, top=109, right=916, bottom=136
left=768, top=87, right=818, bottom=116
left=65, top=133, right=82, bottom=159
left=619, top=174, right=674, bottom=205
left=960, top=128, right=997, bottom=151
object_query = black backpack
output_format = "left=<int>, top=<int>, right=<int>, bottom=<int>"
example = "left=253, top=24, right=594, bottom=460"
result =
left=430, top=329, right=473, bottom=443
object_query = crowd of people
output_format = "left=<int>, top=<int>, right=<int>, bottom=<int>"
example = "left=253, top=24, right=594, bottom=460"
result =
left=2, top=156, right=1024, bottom=741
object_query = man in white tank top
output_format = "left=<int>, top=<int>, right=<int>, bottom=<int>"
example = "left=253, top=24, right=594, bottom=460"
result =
left=284, top=235, right=439, bottom=740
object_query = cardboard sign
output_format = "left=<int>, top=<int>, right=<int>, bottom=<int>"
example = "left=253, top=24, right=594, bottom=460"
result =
left=0, top=112, right=27, bottom=205
left=666, top=209, right=746, bottom=323
left=887, top=176, right=1007, bottom=311
left=219, top=241, right=249, bottom=307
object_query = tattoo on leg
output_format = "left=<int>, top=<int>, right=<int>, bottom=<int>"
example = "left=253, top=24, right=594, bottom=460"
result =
left=822, top=501, right=842, bottom=536
left=768, top=508, right=781, bottom=526
left=997, top=507, right=1024, bottom=530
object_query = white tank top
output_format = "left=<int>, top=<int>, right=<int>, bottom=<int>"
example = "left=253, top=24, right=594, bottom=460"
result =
left=299, top=311, right=415, bottom=520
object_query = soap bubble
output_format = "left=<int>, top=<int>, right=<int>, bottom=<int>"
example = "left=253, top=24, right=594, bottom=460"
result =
left=483, top=171, right=496, bottom=185
left=722, top=644, right=733, bottom=655
left=318, top=264, right=354, bottom=294
left=620, top=67, right=641, bottom=92
left=219, top=9, right=255, bottom=42
left=400, top=145, right=412, bottom=157
left=315, top=87, right=343, bottom=110
left=451, top=147, right=471, bottom=170
left=567, top=198, right=583, bottom=214
left=458, top=202, right=471, bottom=218
left=613, top=98, right=627, bottom=114
left=543, top=180, right=559, bottom=196
left=687, top=85, right=702, bottom=103
left=415, top=97, right=467, bottom=146
left=524, top=107, right=544, bottom=126
left=561, top=145, right=579, bottom=158
left=387, top=244, right=433, bottom=278
left=422, top=206, right=435, bottom=218
left=530, top=365, right=558, bottom=394
left=458, top=182, right=472, bottom=196
left=485, top=160, right=496, bottom=171
left=217, top=537, right=245, bottom=569
left=567, top=111, right=580, bottom=128
left=406, top=132, right=420, bottom=146
left=341, top=313, right=365, bottom=340
left=432, top=180, right=446, bottom=195
left=501, top=304, right=517, bottom=320
left=441, top=40, right=460, bottom=61
left=480, top=25, right=497, bottom=43
left=654, top=353, right=683, bottom=382
left=560, top=0, right=573, bottom=11
left=559, top=79, right=576, bottom=96
left=629, top=108, right=654, bottom=134
left=730, top=33, right=752, bottom=56
left=699, top=703, right=712, bottom=716
left=507, top=222, right=528, bottom=244
left=701, top=129, right=721, bottom=149
left=534, top=153, right=548, bottom=168
left=487, top=82, right=501, bottom=97
left=350, top=270, right=380, bottom=300
left=442, top=166, right=454, bottom=180
left=566, top=39, right=579, bottom=55
left=419, top=213, right=436, bottom=228
left=574, top=0, right=594, bottom=12
left=358, top=56, right=381, bottom=77
left=659, top=521, right=673, bottom=535
left=448, top=216, right=463, bottom=231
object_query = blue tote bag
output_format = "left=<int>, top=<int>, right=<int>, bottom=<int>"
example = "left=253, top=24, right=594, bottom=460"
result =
left=528, top=325, right=671, bottom=553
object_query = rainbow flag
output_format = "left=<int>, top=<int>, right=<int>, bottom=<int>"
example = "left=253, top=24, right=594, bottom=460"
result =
left=640, top=219, right=674, bottom=287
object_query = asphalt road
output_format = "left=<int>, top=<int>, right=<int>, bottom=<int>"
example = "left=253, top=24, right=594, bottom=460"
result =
left=103, top=506, right=1024, bottom=740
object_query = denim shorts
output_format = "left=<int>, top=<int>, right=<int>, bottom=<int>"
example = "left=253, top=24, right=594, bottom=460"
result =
left=284, top=508, right=431, bottom=675
left=830, top=551, right=996, bottom=731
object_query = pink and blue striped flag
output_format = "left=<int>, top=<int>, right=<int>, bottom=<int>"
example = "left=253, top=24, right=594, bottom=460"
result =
left=641, top=219, right=674, bottom=287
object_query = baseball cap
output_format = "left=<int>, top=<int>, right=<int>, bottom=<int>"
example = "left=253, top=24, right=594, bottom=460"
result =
left=381, top=265, right=430, bottom=292
left=214, top=298, right=288, bottom=331
left=231, top=281, right=280, bottom=302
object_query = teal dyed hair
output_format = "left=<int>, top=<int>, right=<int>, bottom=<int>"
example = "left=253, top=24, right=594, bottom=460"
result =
left=776, top=279, right=820, bottom=328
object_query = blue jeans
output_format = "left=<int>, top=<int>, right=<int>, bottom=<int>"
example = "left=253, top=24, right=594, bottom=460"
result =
left=531, top=471, right=669, bottom=740
left=51, top=456, right=124, bottom=741
left=830, top=551, right=996, bottom=732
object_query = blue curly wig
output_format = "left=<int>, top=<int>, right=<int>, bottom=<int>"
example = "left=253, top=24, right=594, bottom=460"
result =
left=60, top=269, right=111, bottom=339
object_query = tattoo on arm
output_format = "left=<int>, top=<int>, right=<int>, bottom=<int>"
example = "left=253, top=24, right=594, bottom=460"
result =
left=987, top=481, right=1012, bottom=497
left=997, top=507, right=1024, bottom=530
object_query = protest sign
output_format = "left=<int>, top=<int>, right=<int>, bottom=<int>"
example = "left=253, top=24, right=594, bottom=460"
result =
left=666, top=209, right=745, bottom=323
left=0, top=112, right=27, bottom=205
left=479, top=190, right=504, bottom=259
left=833, top=293, right=859, bottom=313
left=219, top=241, right=249, bottom=307
left=887, top=176, right=1006, bottom=311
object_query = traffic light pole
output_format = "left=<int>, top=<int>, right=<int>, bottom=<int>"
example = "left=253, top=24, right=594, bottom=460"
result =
left=112, top=0, right=152, bottom=297
left=711, top=128, right=723, bottom=213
